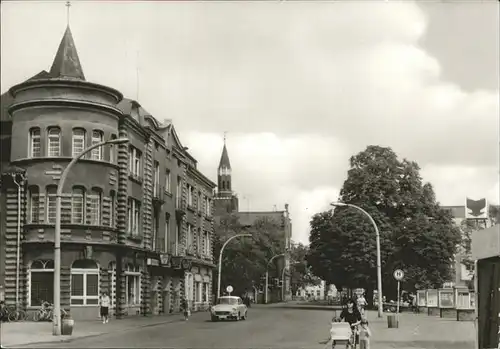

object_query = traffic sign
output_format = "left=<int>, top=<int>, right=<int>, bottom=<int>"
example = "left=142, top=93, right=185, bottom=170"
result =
left=226, top=285, right=233, bottom=294
left=393, top=269, right=404, bottom=281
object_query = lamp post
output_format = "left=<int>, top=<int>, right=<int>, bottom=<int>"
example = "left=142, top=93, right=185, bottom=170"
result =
left=265, top=253, right=284, bottom=304
left=53, top=138, right=129, bottom=336
left=217, top=233, right=252, bottom=299
left=330, top=202, right=384, bottom=318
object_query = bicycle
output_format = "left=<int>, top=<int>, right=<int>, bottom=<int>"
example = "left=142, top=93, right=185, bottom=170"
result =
left=33, top=302, right=67, bottom=322
left=1, top=304, right=28, bottom=322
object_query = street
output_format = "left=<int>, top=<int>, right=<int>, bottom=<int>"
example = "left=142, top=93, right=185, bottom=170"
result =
left=17, top=306, right=474, bottom=349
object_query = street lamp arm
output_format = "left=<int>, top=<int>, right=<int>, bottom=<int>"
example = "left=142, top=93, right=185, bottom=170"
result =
left=267, top=253, right=285, bottom=266
left=57, top=138, right=129, bottom=196
left=221, top=233, right=252, bottom=252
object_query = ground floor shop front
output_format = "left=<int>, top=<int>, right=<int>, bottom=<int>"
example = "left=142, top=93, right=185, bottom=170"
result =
left=13, top=243, right=214, bottom=320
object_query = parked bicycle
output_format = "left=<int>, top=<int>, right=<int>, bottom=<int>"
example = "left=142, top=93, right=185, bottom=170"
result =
left=0, top=302, right=28, bottom=322
left=33, top=301, right=67, bottom=322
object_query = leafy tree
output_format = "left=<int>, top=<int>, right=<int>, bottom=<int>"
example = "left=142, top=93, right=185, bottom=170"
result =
left=289, top=241, right=321, bottom=294
left=307, top=145, right=462, bottom=302
left=212, top=214, right=283, bottom=297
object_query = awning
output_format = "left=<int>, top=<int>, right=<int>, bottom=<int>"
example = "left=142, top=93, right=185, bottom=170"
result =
left=472, top=224, right=500, bottom=260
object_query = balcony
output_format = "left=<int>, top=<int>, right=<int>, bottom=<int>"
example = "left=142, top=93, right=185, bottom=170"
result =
left=152, top=185, right=166, bottom=205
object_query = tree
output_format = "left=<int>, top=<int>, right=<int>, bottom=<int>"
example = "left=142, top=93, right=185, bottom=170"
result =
left=307, top=145, right=462, bottom=302
left=212, top=214, right=283, bottom=297
left=289, top=241, right=321, bottom=295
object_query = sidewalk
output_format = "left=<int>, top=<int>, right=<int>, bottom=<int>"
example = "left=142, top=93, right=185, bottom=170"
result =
left=0, top=312, right=199, bottom=348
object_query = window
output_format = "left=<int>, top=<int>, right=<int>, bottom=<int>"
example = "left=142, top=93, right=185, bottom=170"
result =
left=165, top=169, right=171, bottom=193
left=154, top=161, right=160, bottom=195
left=152, top=209, right=159, bottom=251
left=72, top=128, right=86, bottom=158
left=28, top=186, right=40, bottom=223
left=110, top=191, right=116, bottom=228
left=128, top=147, right=142, bottom=176
left=164, top=215, right=170, bottom=253
left=90, top=130, right=103, bottom=160
left=175, top=223, right=180, bottom=255
left=204, top=197, right=211, bottom=216
left=125, top=264, right=141, bottom=305
left=29, top=128, right=41, bottom=158
left=127, top=198, right=141, bottom=235
left=176, top=177, right=182, bottom=208
left=197, top=192, right=201, bottom=212
left=202, top=283, right=209, bottom=303
left=29, top=260, right=54, bottom=306
left=195, top=282, right=201, bottom=303
left=88, top=189, right=101, bottom=225
left=47, top=127, right=61, bottom=157
left=71, top=260, right=99, bottom=305
left=204, top=231, right=211, bottom=256
left=196, top=228, right=202, bottom=254
left=46, top=186, right=57, bottom=223
left=109, top=134, right=117, bottom=163
left=72, top=187, right=84, bottom=224
left=187, top=184, right=193, bottom=206
left=187, top=224, right=193, bottom=249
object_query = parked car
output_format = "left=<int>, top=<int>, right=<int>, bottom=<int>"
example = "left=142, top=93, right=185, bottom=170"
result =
left=210, top=296, right=248, bottom=321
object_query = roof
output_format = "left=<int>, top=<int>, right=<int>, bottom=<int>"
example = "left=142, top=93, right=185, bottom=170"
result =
left=218, top=143, right=231, bottom=169
left=49, top=26, right=86, bottom=80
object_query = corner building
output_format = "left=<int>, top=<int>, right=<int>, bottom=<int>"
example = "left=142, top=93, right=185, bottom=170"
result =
left=0, top=26, right=216, bottom=320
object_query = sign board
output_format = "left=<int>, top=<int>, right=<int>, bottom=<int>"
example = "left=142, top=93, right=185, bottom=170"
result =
left=146, top=258, right=160, bottom=267
left=226, top=285, right=233, bottom=294
left=160, top=254, right=170, bottom=266
left=393, top=269, right=404, bottom=281
left=465, top=197, right=489, bottom=220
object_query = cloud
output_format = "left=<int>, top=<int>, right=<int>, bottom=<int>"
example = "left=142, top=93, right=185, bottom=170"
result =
left=1, top=1, right=498, bottom=245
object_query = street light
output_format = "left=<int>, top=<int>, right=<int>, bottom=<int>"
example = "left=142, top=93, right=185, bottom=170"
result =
left=217, top=233, right=253, bottom=299
left=330, top=202, right=384, bottom=318
left=53, top=138, right=129, bottom=336
left=265, top=253, right=284, bottom=304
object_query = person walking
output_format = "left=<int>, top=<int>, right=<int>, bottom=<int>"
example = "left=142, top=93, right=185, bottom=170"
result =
left=357, top=294, right=367, bottom=315
left=181, top=297, right=190, bottom=321
left=99, top=292, right=111, bottom=324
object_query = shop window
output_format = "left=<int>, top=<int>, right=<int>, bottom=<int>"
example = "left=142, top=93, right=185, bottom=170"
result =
left=125, top=264, right=141, bottom=305
left=71, top=259, right=99, bottom=305
left=29, top=260, right=54, bottom=306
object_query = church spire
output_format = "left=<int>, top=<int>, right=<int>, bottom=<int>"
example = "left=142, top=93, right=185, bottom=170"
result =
left=218, top=132, right=231, bottom=170
left=217, top=133, right=232, bottom=195
left=49, top=6, right=86, bottom=81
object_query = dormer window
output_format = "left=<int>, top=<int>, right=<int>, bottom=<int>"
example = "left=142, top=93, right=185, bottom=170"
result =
left=47, top=127, right=61, bottom=157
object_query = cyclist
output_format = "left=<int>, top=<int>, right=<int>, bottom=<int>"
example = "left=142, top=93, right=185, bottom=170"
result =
left=337, top=298, right=362, bottom=348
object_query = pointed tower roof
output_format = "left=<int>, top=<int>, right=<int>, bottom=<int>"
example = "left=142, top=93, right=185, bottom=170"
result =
left=218, top=142, right=231, bottom=169
left=49, top=26, right=86, bottom=80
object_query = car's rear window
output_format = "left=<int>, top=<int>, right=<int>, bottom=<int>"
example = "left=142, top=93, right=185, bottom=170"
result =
left=218, top=298, right=238, bottom=305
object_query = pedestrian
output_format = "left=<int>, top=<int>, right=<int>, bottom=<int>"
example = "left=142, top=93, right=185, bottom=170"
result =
left=181, top=297, right=190, bottom=321
left=357, top=293, right=367, bottom=315
left=359, top=317, right=372, bottom=349
left=99, top=292, right=110, bottom=324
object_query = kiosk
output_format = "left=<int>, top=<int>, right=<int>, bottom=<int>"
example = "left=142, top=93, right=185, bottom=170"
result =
left=472, top=224, right=499, bottom=349
left=455, top=285, right=474, bottom=321
left=426, top=289, right=439, bottom=316
left=438, top=288, right=455, bottom=319
left=417, top=289, right=427, bottom=314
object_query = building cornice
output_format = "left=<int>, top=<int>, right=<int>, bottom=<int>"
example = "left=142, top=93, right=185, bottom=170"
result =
left=187, top=166, right=217, bottom=190
left=123, top=116, right=149, bottom=141
left=8, top=99, right=123, bottom=119
left=9, top=78, right=123, bottom=104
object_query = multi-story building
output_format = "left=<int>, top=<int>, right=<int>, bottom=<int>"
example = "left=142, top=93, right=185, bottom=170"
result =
left=213, top=140, right=292, bottom=301
left=442, top=202, right=499, bottom=287
left=0, top=25, right=216, bottom=320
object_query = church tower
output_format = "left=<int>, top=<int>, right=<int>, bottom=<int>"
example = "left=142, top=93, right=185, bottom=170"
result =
left=214, top=134, right=239, bottom=215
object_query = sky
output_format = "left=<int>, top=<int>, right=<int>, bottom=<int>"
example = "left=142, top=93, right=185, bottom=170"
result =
left=1, top=1, right=499, bottom=245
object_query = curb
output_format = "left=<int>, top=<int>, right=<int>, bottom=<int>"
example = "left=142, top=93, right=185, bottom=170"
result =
left=273, top=305, right=342, bottom=311
left=5, top=315, right=187, bottom=348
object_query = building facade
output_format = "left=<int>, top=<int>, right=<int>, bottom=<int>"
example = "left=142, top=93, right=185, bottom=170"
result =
left=212, top=140, right=293, bottom=301
left=0, top=25, right=216, bottom=320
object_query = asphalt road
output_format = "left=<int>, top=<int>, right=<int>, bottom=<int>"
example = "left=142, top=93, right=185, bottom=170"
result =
left=25, top=306, right=474, bottom=349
